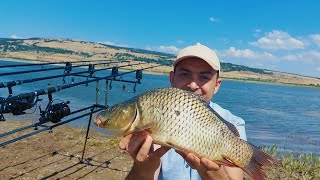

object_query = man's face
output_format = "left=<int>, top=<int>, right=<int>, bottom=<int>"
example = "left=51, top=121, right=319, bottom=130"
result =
left=170, top=58, right=221, bottom=103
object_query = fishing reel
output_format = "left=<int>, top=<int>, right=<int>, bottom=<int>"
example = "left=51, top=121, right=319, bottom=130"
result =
left=0, top=86, right=40, bottom=120
left=0, top=95, right=39, bottom=115
left=39, top=100, right=71, bottom=123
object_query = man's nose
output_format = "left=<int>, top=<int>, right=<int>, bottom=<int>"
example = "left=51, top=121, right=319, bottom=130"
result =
left=187, top=81, right=200, bottom=91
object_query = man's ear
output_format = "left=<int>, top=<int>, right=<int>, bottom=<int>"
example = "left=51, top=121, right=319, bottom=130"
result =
left=214, top=78, right=222, bottom=94
left=169, top=71, right=175, bottom=87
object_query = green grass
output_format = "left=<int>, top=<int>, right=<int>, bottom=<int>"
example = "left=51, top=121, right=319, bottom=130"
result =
left=259, top=145, right=320, bottom=180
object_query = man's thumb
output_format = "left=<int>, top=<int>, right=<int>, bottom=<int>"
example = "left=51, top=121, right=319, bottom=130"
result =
left=151, top=146, right=170, bottom=159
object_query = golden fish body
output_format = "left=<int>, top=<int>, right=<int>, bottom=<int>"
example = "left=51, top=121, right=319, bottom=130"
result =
left=95, top=88, right=277, bottom=179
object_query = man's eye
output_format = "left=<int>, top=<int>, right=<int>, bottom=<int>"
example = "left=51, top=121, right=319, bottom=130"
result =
left=200, top=76, right=210, bottom=80
left=179, top=72, right=190, bottom=77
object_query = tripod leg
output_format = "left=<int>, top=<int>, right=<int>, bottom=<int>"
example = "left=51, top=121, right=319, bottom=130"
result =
left=80, top=107, right=94, bottom=163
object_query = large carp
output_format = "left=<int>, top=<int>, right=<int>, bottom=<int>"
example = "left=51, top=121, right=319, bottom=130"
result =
left=94, top=88, right=277, bottom=179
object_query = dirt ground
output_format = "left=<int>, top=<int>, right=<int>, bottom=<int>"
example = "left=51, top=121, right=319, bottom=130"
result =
left=0, top=120, right=267, bottom=180
left=0, top=120, right=133, bottom=180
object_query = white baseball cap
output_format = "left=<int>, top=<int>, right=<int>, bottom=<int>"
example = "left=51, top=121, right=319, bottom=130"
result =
left=173, top=42, right=221, bottom=71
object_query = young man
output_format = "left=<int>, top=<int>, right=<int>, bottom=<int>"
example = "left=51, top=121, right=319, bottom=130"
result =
left=119, top=43, right=247, bottom=179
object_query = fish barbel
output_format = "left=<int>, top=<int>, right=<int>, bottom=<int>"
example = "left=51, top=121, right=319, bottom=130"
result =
left=94, top=88, right=277, bottom=179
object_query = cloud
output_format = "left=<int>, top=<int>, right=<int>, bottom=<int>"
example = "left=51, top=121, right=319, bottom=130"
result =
left=98, top=41, right=115, bottom=45
left=209, top=17, right=218, bottom=22
left=223, top=47, right=257, bottom=59
left=253, top=29, right=262, bottom=38
left=176, top=40, right=184, bottom=44
left=213, top=31, right=320, bottom=77
left=219, top=46, right=318, bottom=65
left=310, top=34, right=320, bottom=47
left=299, top=51, right=320, bottom=64
left=10, top=34, right=23, bottom=39
left=282, top=54, right=300, bottom=61
left=280, top=50, right=320, bottom=64
left=159, top=45, right=179, bottom=54
left=218, top=46, right=275, bottom=60
left=250, top=30, right=305, bottom=50
left=98, top=41, right=128, bottom=47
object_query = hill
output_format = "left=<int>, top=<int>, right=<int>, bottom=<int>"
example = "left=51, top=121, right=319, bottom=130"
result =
left=0, top=38, right=319, bottom=87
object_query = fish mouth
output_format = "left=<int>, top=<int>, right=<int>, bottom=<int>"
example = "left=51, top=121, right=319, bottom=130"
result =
left=94, top=114, right=107, bottom=128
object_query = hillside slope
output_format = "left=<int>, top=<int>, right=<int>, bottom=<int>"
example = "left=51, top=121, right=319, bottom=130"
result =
left=0, top=38, right=319, bottom=87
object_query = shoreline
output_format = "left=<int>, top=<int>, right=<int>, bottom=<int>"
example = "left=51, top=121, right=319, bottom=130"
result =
left=1, top=58, right=319, bottom=88
left=221, top=77, right=320, bottom=88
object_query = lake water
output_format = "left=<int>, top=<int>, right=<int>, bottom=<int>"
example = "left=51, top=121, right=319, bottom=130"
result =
left=0, top=59, right=319, bottom=155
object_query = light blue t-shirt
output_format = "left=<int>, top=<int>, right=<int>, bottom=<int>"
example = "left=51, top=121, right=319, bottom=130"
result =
left=159, top=102, right=246, bottom=180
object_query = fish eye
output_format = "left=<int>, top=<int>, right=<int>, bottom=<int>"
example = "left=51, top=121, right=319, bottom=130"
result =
left=108, top=107, right=115, bottom=112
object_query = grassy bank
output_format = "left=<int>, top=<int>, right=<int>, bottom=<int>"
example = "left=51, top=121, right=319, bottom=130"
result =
left=255, top=145, right=320, bottom=179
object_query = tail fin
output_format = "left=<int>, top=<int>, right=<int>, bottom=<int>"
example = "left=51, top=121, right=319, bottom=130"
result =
left=243, top=146, right=279, bottom=180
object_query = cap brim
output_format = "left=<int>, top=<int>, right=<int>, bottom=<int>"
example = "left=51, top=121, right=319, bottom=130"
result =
left=173, top=55, right=220, bottom=71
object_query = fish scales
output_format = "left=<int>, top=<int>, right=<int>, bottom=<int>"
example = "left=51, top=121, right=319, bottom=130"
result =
left=94, top=88, right=277, bottom=180
left=137, top=88, right=247, bottom=163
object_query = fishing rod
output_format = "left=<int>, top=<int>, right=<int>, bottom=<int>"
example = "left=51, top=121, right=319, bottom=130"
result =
left=0, top=62, right=145, bottom=88
left=0, top=65, right=161, bottom=104
left=0, top=105, right=96, bottom=138
left=0, top=64, right=162, bottom=161
left=0, top=59, right=128, bottom=69
left=0, top=63, right=71, bottom=77
left=0, top=60, right=120, bottom=77
left=0, top=61, right=67, bottom=68
left=0, top=105, right=105, bottom=147
left=0, top=63, right=151, bottom=120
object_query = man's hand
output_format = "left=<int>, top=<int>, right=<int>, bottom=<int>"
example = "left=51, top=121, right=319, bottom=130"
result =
left=119, top=131, right=170, bottom=179
left=175, top=150, right=243, bottom=180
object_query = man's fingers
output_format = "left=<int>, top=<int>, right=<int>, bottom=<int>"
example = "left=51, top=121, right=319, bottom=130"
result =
left=200, top=158, right=220, bottom=171
left=119, top=134, right=132, bottom=150
left=127, top=132, right=148, bottom=152
left=175, top=149, right=187, bottom=159
left=176, top=151, right=201, bottom=170
left=185, top=153, right=201, bottom=169
left=118, top=131, right=169, bottom=163
left=136, top=135, right=153, bottom=162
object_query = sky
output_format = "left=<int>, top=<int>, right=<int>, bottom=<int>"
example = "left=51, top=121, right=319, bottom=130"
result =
left=1, top=0, right=320, bottom=77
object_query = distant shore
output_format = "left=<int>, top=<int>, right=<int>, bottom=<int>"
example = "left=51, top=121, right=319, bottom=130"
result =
left=222, top=77, right=320, bottom=88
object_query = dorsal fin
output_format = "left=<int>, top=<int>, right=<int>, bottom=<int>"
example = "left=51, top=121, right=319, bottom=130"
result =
left=211, top=109, right=240, bottom=137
